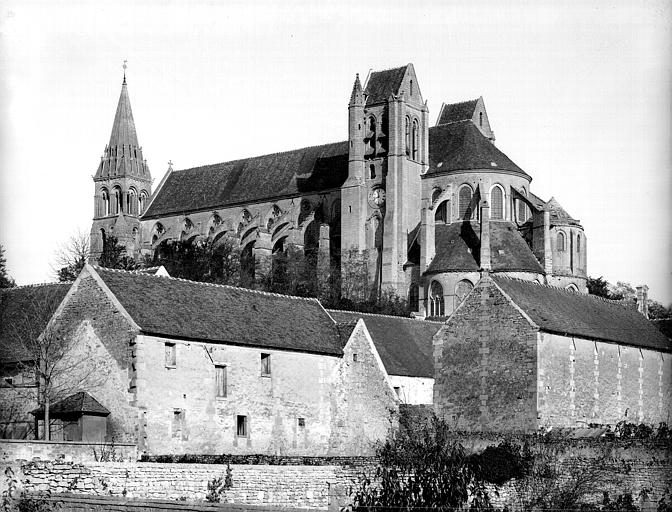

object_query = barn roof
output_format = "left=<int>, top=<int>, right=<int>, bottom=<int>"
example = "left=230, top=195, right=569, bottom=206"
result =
left=328, top=310, right=441, bottom=378
left=492, top=276, right=671, bottom=352
left=0, top=283, right=72, bottom=364
left=92, top=267, right=343, bottom=356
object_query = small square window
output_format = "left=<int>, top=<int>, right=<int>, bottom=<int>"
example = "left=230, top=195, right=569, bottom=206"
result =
left=352, top=353, right=358, bottom=362
left=165, top=343, right=176, bottom=367
left=236, top=415, right=248, bottom=437
left=261, top=353, right=271, bottom=376
left=298, top=418, right=305, bottom=428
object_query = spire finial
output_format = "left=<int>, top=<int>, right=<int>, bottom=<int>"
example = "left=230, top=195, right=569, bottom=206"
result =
left=123, top=60, right=127, bottom=85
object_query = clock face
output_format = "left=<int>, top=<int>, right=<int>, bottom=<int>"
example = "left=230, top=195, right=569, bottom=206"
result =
left=369, top=187, right=386, bottom=208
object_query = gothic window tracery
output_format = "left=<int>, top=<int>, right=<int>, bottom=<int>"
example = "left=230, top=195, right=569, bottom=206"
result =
left=490, top=185, right=504, bottom=220
left=429, top=281, right=444, bottom=317
left=458, top=185, right=473, bottom=220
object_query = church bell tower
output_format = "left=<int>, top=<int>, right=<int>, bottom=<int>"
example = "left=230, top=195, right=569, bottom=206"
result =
left=89, top=64, right=152, bottom=262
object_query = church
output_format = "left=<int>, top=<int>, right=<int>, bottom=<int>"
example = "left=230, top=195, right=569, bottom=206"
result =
left=89, top=63, right=587, bottom=318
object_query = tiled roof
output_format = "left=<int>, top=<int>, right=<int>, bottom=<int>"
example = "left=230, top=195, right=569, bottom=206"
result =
left=426, top=221, right=544, bottom=275
left=31, top=392, right=110, bottom=417
left=0, top=283, right=72, bottom=363
left=436, top=99, right=478, bottom=125
left=492, top=276, right=671, bottom=352
left=364, top=66, right=408, bottom=105
left=327, top=310, right=442, bottom=378
left=546, top=197, right=580, bottom=225
left=93, top=267, right=343, bottom=355
left=143, top=141, right=348, bottom=218
left=426, top=121, right=530, bottom=178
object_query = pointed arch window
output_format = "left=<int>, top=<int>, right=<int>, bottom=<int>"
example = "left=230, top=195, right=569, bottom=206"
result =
left=412, top=119, right=419, bottom=161
left=490, top=185, right=504, bottom=220
left=517, top=188, right=528, bottom=223
left=458, top=185, right=473, bottom=220
left=139, top=191, right=148, bottom=215
left=429, top=281, right=444, bottom=317
left=557, top=231, right=566, bottom=252
left=365, top=116, right=377, bottom=157
left=479, top=112, right=483, bottom=127
left=409, top=284, right=419, bottom=312
left=127, top=188, right=138, bottom=215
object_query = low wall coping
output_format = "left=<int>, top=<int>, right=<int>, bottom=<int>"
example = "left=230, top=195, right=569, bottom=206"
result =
left=0, top=439, right=136, bottom=447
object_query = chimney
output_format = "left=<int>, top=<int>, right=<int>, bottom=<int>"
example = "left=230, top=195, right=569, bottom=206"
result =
left=636, top=285, right=649, bottom=319
left=480, top=201, right=491, bottom=271
left=543, top=209, right=553, bottom=274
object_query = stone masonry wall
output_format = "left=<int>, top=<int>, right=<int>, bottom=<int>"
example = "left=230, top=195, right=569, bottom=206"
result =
left=538, top=333, right=672, bottom=427
left=0, top=439, right=137, bottom=464
left=434, top=277, right=538, bottom=431
left=17, top=461, right=368, bottom=509
left=50, top=271, right=140, bottom=443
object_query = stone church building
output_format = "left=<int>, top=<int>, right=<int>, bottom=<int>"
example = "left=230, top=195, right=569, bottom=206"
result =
left=90, top=63, right=587, bottom=318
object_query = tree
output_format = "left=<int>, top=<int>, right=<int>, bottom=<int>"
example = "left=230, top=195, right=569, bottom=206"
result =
left=98, top=234, right=141, bottom=270
left=587, top=276, right=611, bottom=299
left=53, top=231, right=90, bottom=282
left=350, top=412, right=492, bottom=511
left=0, top=244, right=15, bottom=288
left=0, top=285, right=111, bottom=440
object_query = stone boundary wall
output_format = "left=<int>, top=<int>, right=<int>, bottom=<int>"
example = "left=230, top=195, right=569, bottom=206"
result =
left=17, top=461, right=366, bottom=509
left=33, top=494, right=322, bottom=512
left=0, top=439, right=137, bottom=464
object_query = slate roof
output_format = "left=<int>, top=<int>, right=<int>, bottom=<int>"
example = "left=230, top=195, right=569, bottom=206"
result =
left=492, top=276, right=672, bottom=352
left=108, top=81, right=139, bottom=148
left=436, top=99, right=478, bottom=125
left=363, top=65, right=409, bottom=105
left=31, top=392, right=110, bottom=417
left=327, top=310, right=442, bottom=378
left=143, top=141, right=349, bottom=218
left=546, top=197, right=580, bottom=226
left=426, top=121, right=530, bottom=178
left=426, top=222, right=544, bottom=275
left=0, top=283, right=71, bottom=364
left=93, top=267, right=343, bottom=355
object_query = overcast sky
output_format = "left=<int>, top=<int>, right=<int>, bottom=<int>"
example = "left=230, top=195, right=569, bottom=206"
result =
left=1, top=0, right=670, bottom=304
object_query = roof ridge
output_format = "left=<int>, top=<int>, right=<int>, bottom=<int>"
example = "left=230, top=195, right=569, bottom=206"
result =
left=443, top=98, right=479, bottom=106
left=368, top=64, right=409, bottom=74
left=431, top=119, right=473, bottom=128
left=492, top=276, right=633, bottom=306
left=1, top=281, right=72, bottom=291
left=91, top=266, right=322, bottom=303
left=326, top=308, right=443, bottom=324
left=175, top=139, right=348, bottom=173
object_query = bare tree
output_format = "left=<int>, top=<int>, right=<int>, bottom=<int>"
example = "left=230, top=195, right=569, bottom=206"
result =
left=0, top=244, right=15, bottom=289
left=52, top=230, right=90, bottom=282
left=0, top=284, right=110, bottom=440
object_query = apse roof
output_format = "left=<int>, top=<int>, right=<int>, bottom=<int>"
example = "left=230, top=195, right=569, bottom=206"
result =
left=426, top=221, right=544, bottom=275
left=92, top=267, right=343, bottom=356
left=492, top=276, right=671, bottom=352
left=328, top=310, right=441, bottom=378
left=426, top=121, right=530, bottom=178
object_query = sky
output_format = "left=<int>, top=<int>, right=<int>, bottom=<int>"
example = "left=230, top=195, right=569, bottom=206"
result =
left=0, top=0, right=670, bottom=304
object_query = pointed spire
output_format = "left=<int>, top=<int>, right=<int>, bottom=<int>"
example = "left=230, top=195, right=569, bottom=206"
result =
left=109, top=72, right=139, bottom=148
left=349, top=73, right=364, bottom=106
